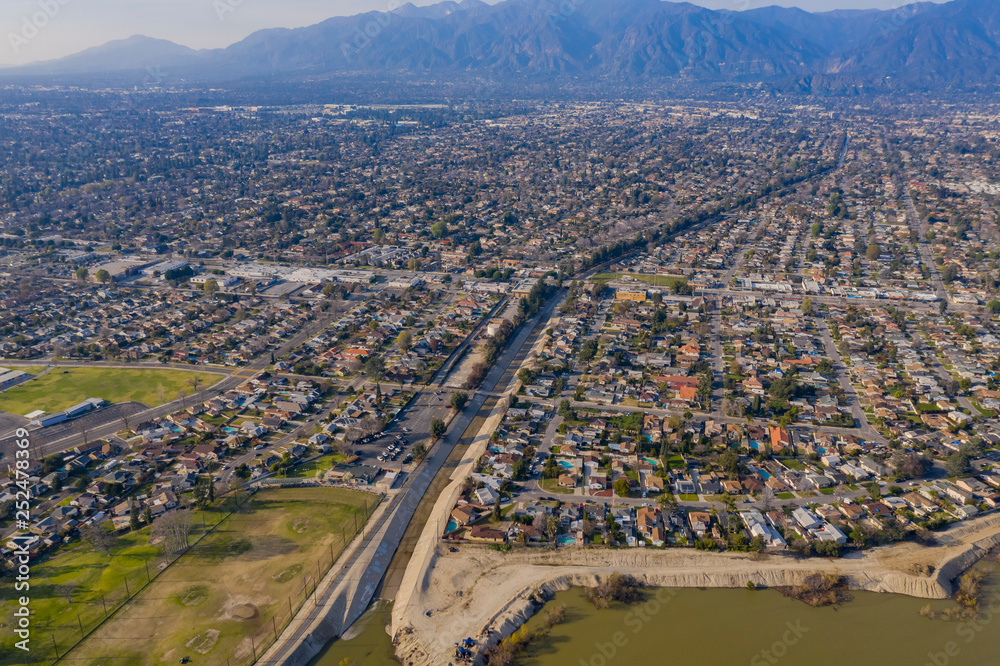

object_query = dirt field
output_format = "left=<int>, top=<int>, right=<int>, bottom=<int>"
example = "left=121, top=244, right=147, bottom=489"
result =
left=393, top=513, right=1000, bottom=666
left=61, top=487, right=378, bottom=666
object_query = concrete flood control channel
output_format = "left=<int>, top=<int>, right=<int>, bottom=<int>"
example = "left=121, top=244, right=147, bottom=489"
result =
left=311, top=292, right=564, bottom=663
left=381, top=395, right=499, bottom=598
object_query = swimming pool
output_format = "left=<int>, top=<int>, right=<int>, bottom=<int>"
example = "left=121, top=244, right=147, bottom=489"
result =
left=558, top=460, right=574, bottom=470
left=557, top=535, right=576, bottom=545
left=445, top=520, right=458, bottom=533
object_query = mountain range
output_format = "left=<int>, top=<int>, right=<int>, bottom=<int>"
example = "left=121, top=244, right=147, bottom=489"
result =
left=5, top=0, right=999, bottom=92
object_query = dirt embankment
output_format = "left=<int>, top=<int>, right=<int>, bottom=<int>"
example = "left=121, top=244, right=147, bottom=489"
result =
left=392, top=512, right=1000, bottom=666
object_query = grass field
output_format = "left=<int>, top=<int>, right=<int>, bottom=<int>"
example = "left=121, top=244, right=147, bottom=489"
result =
left=282, top=453, right=347, bottom=479
left=591, top=273, right=688, bottom=289
left=540, top=478, right=575, bottom=495
left=57, top=487, right=378, bottom=666
left=0, top=509, right=227, bottom=666
left=0, top=367, right=223, bottom=415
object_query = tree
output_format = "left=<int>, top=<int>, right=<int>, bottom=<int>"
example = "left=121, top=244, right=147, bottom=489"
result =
left=82, top=525, right=115, bottom=555
left=718, top=448, right=740, bottom=476
left=412, top=441, right=428, bottom=460
left=517, top=367, right=537, bottom=386
left=657, top=492, right=678, bottom=511
left=396, top=330, right=413, bottom=354
left=431, top=220, right=449, bottom=238
left=430, top=418, right=447, bottom=439
left=800, top=298, right=813, bottom=316
left=360, top=415, right=383, bottom=438
left=129, top=501, right=140, bottom=531
left=364, top=354, right=386, bottom=404
left=866, top=243, right=881, bottom=261
left=203, top=279, right=219, bottom=293
left=95, top=268, right=111, bottom=284
left=941, top=263, right=959, bottom=284
left=945, top=450, right=971, bottom=477
left=152, top=509, right=194, bottom=554
left=75, top=267, right=89, bottom=282
left=450, top=392, right=469, bottom=410
left=54, top=584, right=77, bottom=604
left=545, top=516, right=559, bottom=541
left=491, top=496, right=502, bottom=521
left=613, top=477, right=631, bottom=497
left=142, top=505, right=153, bottom=525
left=760, top=486, right=776, bottom=512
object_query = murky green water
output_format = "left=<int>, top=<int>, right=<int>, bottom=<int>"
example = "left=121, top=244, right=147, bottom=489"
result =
left=310, top=601, right=398, bottom=665
left=309, top=563, right=1000, bottom=666
left=518, top=563, right=1000, bottom=666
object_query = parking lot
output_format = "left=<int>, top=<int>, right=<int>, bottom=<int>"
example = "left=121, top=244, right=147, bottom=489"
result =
left=349, top=389, right=461, bottom=472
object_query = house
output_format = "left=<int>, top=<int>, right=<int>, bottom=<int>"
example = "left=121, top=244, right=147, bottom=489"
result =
left=688, top=511, right=711, bottom=537
left=475, top=486, right=499, bottom=506
left=558, top=473, right=577, bottom=489
left=468, top=525, right=507, bottom=543
left=743, top=376, right=765, bottom=395
left=792, top=507, right=821, bottom=530
left=451, top=504, right=479, bottom=527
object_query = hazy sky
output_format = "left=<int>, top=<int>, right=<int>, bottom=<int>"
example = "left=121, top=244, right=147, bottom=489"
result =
left=1, top=0, right=948, bottom=66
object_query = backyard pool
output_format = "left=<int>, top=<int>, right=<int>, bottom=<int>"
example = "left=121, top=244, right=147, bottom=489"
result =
left=557, top=460, right=574, bottom=470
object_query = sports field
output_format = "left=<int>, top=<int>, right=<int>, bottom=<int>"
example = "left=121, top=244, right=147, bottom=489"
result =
left=58, top=487, right=378, bottom=666
left=0, top=509, right=226, bottom=666
left=591, top=272, right=688, bottom=289
left=0, top=367, right=223, bottom=415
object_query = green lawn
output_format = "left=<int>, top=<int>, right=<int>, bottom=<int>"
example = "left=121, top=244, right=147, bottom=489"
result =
left=60, top=487, right=378, bottom=666
left=971, top=401, right=996, bottom=418
left=540, top=478, right=575, bottom=495
left=819, top=487, right=836, bottom=495
left=776, top=492, right=795, bottom=500
left=0, top=367, right=224, bottom=415
left=0, top=510, right=227, bottom=666
left=591, top=273, right=688, bottom=289
left=679, top=493, right=700, bottom=502
left=283, top=454, right=347, bottom=479
left=781, top=458, right=806, bottom=471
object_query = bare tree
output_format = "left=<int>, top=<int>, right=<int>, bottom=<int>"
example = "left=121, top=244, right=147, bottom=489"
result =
left=152, top=509, right=194, bottom=554
left=360, top=416, right=382, bottom=438
left=54, top=584, right=77, bottom=604
left=188, top=374, right=204, bottom=394
left=82, top=525, right=115, bottom=555
left=76, top=421, right=91, bottom=447
left=761, top=486, right=776, bottom=513
left=532, top=513, right=547, bottom=532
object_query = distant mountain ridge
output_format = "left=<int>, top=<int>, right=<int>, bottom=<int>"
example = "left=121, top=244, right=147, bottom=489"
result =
left=5, top=0, right=999, bottom=91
